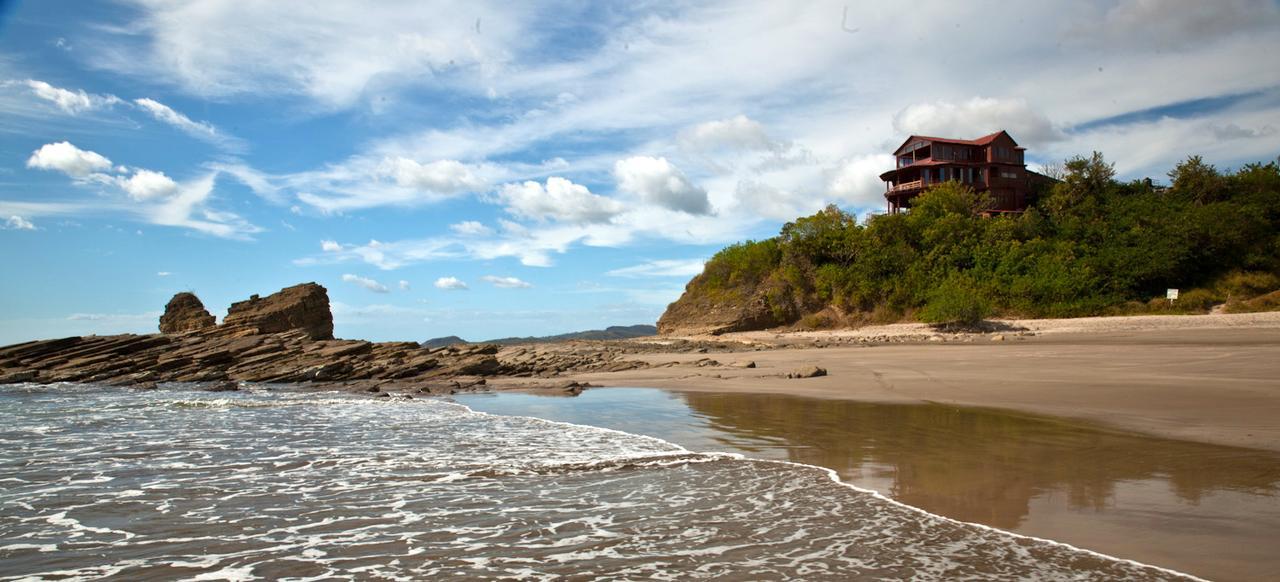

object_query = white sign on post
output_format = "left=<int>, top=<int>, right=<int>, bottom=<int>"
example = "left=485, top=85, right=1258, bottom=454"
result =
left=1167, top=289, right=1179, bottom=302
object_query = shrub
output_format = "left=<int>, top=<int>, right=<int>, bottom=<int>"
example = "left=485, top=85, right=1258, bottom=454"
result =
left=798, top=311, right=839, bottom=330
left=1225, top=290, right=1280, bottom=313
left=701, top=239, right=781, bottom=291
left=1174, top=288, right=1220, bottom=312
left=917, top=274, right=993, bottom=327
left=869, top=303, right=904, bottom=324
left=1216, top=271, right=1280, bottom=300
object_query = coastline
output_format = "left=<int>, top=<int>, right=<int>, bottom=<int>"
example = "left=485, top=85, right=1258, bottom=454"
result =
left=556, top=311, right=1280, bottom=452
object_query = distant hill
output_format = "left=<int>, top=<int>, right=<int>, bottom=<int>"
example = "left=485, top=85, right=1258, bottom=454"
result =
left=421, top=324, right=657, bottom=348
left=420, top=335, right=468, bottom=349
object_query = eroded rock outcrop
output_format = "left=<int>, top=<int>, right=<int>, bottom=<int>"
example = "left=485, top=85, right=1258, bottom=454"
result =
left=0, top=282, right=672, bottom=392
left=657, top=274, right=796, bottom=336
left=222, top=282, right=334, bottom=340
left=158, top=292, right=216, bottom=334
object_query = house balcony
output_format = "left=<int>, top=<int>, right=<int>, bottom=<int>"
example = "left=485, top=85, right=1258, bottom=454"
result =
left=888, top=179, right=923, bottom=193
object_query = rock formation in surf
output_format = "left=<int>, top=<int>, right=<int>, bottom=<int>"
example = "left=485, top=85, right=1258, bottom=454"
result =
left=221, top=282, right=334, bottom=340
left=0, top=282, right=675, bottom=393
left=158, top=292, right=216, bottom=334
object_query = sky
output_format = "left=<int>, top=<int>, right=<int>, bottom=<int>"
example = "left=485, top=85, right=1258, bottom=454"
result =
left=1, top=0, right=1279, bottom=344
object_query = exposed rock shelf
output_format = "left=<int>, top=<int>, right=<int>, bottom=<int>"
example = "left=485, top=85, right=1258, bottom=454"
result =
left=0, top=282, right=660, bottom=394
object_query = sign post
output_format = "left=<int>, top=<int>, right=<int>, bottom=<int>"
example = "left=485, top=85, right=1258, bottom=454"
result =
left=1167, top=289, right=1179, bottom=304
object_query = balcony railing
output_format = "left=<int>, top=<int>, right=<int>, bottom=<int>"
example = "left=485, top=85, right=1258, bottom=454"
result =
left=889, top=179, right=923, bottom=193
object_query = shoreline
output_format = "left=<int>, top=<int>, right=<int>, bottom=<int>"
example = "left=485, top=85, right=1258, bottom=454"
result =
left=556, top=311, right=1280, bottom=452
left=5, top=309, right=1279, bottom=452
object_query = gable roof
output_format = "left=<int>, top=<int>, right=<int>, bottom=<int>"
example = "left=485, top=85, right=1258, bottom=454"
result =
left=891, top=130, right=1019, bottom=155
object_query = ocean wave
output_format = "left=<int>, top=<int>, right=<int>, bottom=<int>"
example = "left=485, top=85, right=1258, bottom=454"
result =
left=0, top=383, right=1205, bottom=580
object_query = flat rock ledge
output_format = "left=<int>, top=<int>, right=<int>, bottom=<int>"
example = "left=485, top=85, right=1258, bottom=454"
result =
left=0, top=282, right=785, bottom=397
left=0, top=329, right=658, bottom=395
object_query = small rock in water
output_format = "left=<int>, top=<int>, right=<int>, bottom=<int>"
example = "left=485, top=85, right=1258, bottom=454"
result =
left=787, top=366, right=827, bottom=379
left=206, top=381, right=239, bottom=392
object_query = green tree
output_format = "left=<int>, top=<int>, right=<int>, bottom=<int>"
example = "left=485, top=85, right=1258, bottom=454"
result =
left=1168, top=155, right=1226, bottom=204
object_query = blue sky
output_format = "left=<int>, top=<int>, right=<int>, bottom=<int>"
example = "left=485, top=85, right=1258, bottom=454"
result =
left=2, top=0, right=1279, bottom=344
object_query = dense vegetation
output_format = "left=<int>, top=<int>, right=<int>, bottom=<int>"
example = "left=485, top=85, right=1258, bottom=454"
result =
left=692, top=154, right=1280, bottom=327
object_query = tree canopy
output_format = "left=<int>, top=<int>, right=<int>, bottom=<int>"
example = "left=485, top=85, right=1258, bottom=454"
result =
left=684, top=154, right=1280, bottom=327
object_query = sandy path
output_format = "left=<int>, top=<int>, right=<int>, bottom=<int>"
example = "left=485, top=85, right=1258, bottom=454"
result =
left=569, top=312, right=1280, bottom=451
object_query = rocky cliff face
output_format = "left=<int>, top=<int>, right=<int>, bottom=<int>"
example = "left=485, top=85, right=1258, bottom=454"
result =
left=657, top=274, right=793, bottom=336
left=158, top=292, right=216, bottom=334
left=222, top=282, right=334, bottom=340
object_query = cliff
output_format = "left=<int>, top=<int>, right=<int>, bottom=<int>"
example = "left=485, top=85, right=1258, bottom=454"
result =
left=657, top=275, right=792, bottom=336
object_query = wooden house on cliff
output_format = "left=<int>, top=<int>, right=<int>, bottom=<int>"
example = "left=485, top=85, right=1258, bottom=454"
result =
left=880, top=130, right=1051, bottom=214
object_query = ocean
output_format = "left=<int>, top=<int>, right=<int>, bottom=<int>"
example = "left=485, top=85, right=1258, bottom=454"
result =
left=0, top=383, right=1200, bottom=580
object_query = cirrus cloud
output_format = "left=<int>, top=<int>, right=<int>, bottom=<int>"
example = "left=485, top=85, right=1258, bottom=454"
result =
left=24, top=79, right=121, bottom=114
left=481, top=275, right=532, bottom=289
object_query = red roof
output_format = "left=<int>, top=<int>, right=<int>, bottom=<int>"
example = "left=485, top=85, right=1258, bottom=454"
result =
left=892, top=130, right=1020, bottom=155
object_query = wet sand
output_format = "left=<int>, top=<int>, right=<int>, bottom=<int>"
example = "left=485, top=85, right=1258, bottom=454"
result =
left=562, top=315, right=1280, bottom=452
left=458, top=388, right=1280, bottom=582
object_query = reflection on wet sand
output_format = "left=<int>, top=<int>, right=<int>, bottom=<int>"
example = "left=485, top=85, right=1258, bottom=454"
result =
left=677, top=392, right=1280, bottom=581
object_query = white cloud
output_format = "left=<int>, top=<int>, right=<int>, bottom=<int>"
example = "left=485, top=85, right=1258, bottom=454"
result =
left=24, top=80, right=120, bottom=114
left=434, top=276, right=469, bottom=290
left=4, top=215, right=37, bottom=230
left=497, top=177, right=623, bottom=223
left=680, top=115, right=777, bottom=152
left=399, top=279, right=411, bottom=291
left=120, top=169, right=179, bottom=201
left=321, top=240, right=342, bottom=252
left=607, top=259, right=706, bottom=278
left=342, top=273, right=390, bottom=293
left=157, top=271, right=171, bottom=276
left=89, top=1, right=535, bottom=109
left=209, top=162, right=286, bottom=204
left=826, top=154, right=898, bottom=211
left=481, top=275, right=533, bottom=289
left=26, top=142, right=113, bottom=177
left=379, top=157, right=487, bottom=194
left=892, top=97, right=1063, bottom=147
left=256, top=155, right=505, bottom=213
left=133, top=97, right=243, bottom=151
left=450, top=220, right=493, bottom=236
left=1067, top=0, right=1280, bottom=51
left=142, top=172, right=262, bottom=239
left=614, top=156, right=711, bottom=215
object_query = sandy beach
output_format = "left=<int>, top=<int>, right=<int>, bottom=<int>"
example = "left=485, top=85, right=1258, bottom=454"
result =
left=562, top=311, right=1280, bottom=452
